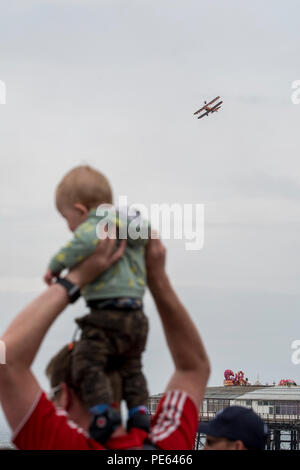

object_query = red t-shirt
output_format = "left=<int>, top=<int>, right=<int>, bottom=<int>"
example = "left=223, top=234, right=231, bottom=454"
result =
left=13, top=389, right=198, bottom=450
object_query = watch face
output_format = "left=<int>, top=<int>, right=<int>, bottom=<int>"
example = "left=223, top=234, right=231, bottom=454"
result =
left=68, top=284, right=81, bottom=303
left=69, top=285, right=79, bottom=296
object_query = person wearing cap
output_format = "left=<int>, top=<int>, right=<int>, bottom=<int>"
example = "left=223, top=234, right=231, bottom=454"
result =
left=199, top=406, right=268, bottom=450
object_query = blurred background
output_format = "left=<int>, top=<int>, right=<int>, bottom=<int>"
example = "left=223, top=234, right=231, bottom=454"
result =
left=1, top=0, right=300, bottom=440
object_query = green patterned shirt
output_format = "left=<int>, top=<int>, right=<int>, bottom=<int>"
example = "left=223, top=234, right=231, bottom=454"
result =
left=49, top=208, right=148, bottom=301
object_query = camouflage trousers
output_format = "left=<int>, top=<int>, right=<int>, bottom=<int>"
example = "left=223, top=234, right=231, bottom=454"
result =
left=72, top=308, right=149, bottom=410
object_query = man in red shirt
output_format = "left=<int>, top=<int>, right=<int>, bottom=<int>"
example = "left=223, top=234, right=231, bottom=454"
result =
left=0, top=233, right=210, bottom=450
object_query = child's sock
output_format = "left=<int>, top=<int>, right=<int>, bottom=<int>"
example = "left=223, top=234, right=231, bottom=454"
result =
left=89, top=404, right=109, bottom=415
left=128, top=405, right=148, bottom=417
left=127, top=405, right=150, bottom=432
left=89, top=404, right=121, bottom=444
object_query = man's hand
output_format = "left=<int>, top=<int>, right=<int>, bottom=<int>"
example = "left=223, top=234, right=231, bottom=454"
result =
left=67, top=232, right=126, bottom=288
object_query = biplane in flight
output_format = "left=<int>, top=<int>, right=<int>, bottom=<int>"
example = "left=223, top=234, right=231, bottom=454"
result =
left=194, top=96, right=223, bottom=119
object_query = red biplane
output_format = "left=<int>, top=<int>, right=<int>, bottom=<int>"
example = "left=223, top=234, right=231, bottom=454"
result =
left=194, top=96, right=223, bottom=119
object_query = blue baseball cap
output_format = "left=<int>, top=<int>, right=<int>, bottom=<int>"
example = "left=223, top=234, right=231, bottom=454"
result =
left=199, top=406, right=268, bottom=450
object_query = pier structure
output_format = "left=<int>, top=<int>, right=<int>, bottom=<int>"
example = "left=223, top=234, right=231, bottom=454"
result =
left=148, top=385, right=300, bottom=450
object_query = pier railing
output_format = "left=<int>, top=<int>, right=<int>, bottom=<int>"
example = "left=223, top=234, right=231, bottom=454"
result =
left=199, top=411, right=300, bottom=425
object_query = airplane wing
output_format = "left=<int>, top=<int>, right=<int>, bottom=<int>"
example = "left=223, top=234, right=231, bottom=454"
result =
left=210, top=101, right=223, bottom=113
left=194, top=96, right=220, bottom=115
left=197, top=110, right=209, bottom=119
left=211, top=105, right=222, bottom=113
left=194, top=104, right=206, bottom=115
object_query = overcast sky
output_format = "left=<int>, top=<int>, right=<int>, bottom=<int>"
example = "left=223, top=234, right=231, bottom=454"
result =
left=1, top=0, right=300, bottom=436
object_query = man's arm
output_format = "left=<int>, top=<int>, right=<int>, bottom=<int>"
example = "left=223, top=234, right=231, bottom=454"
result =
left=0, top=284, right=69, bottom=431
left=146, top=236, right=210, bottom=409
left=0, top=235, right=126, bottom=432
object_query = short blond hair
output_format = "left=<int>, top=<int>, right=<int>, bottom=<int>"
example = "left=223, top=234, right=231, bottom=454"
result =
left=56, top=165, right=113, bottom=211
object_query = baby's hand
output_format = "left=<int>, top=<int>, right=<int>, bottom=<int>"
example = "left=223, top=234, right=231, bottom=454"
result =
left=43, top=269, right=56, bottom=285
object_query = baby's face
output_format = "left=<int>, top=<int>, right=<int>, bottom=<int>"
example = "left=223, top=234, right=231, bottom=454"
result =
left=60, top=205, right=88, bottom=232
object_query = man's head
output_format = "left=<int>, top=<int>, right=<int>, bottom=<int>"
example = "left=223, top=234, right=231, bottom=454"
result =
left=45, top=343, right=122, bottom=431
left=199, top=406, right=268, bottom=450
left=55, top=165, right=113, bottom=231
left=45, top=343, right=82, bottom=409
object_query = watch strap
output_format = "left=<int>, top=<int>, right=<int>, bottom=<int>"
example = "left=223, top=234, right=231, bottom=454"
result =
left=56, top=277, right=81, bottom=303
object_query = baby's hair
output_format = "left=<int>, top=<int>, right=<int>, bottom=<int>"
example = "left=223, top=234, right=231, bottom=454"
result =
left=56, top=165, right=113, bottom=211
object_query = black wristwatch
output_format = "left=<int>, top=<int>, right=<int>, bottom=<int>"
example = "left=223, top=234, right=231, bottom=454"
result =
left=55, top=277, right=81, bottom=304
